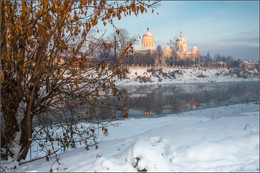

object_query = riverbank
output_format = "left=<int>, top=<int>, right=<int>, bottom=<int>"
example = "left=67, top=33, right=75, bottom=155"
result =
left=3, top=102, right=259, bottom=172
left=116, top=68, right=259, bottom=85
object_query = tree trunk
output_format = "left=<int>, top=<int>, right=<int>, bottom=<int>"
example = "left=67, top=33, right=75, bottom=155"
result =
left=18, top=112, right=32, bottom=161
left=17, top=81, right=38, bottom=161
left=17, top=1, right=48, bottom=161
left=1, top=78, right=20, bottom=159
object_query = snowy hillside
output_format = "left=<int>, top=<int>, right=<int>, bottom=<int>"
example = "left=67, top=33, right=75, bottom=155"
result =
left=3, top=102, right=259, bottom=172
left=116, top=68, right=259, bottom=85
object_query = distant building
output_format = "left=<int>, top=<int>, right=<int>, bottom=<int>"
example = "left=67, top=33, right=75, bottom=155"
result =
left=215, top=61, right=227, bottom=68
left=174, top=32, right=201, bottom=64
left=134, top=29, right=201, bottom=66
left=142, top=28, right=155, bottom=50
left=239, top=61, right=259, bottom=69
left=60, top=52, right=96, bottom=68
left=164, top=45, right=172, bottom=58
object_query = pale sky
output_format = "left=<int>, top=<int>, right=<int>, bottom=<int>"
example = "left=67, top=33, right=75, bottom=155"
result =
left=97, top=1, right=259, bottom=61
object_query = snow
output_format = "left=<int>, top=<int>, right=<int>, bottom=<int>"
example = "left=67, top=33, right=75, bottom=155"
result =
left=4, top=102, right=259, bottom=172
left=116, top=68, right=259, bottom=86
left=8, top=131, right=22, bottom=161
left=242, top=61, right=259, bottom=65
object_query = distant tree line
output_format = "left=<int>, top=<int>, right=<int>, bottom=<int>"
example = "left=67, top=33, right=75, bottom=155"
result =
left=200, top=52, right=242, bottom=68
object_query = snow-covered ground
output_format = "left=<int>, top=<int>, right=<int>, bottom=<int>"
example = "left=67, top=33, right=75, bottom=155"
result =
left=4, top=102, right=259, bottom=172
left=116, top=68, right=259, bottom=85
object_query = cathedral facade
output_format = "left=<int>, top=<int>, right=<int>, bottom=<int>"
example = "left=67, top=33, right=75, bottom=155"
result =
left=174, top=32, right=200, bottom=63
left=140, top=28, right=201, bottom=66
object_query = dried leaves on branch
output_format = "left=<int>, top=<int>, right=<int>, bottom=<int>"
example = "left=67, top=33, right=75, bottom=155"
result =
left=0, top=0, right=159, bottom=162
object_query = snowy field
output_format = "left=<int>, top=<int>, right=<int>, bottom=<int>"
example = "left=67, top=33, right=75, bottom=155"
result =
left=116, top=68, right=259, bottom=85
left=4, top=102, right=259, bottom=172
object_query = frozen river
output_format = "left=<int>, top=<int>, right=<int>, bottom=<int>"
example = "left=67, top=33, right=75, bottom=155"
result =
left=34, top=81, right=259, bottom=125
left=126, top=81, right=259, bottom=118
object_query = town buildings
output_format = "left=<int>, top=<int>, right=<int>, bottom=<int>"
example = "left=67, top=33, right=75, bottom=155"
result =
left=239, top=61, right=259, bottom=69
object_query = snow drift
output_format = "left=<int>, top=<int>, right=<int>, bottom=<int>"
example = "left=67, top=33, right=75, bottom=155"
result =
left=3, top=102, right=259, bottom=172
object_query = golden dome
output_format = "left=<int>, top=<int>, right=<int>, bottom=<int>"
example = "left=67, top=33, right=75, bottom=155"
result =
left=175, top=32, right=189, bottom=53
left=192, top=45, right=198, bottom=53
left=164, top=45, right=171, bottom=52
left=143, top=29, right=154, bottom=38
left=176, top=32, right=187, bottom=47
left=142, top=28, right=154, bottom=50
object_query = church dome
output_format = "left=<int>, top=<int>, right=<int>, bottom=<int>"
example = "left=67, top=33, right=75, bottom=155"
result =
left=191, top=45, right=198, bottom=53
left=175, top=32, right=187, bottom=47
left=143, top=30, right=154, bottom=38
left=164, top=45, right=171, bottom=52
left=142, top=28, right=154, bottom=50
left=164, top=45, right=172, bottom=57
left=175, top=32, right=189, bottom=53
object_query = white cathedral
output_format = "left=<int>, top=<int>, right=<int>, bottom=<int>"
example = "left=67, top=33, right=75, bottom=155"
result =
left=140, top=28, right=201, bottom=64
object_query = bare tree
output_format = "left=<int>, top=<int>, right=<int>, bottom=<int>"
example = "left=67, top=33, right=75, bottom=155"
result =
left=0, top=0, right=160, bottom=162
left=106, top=28, right=139, bottom=65
left=155, top=45, right=163, bottom=66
